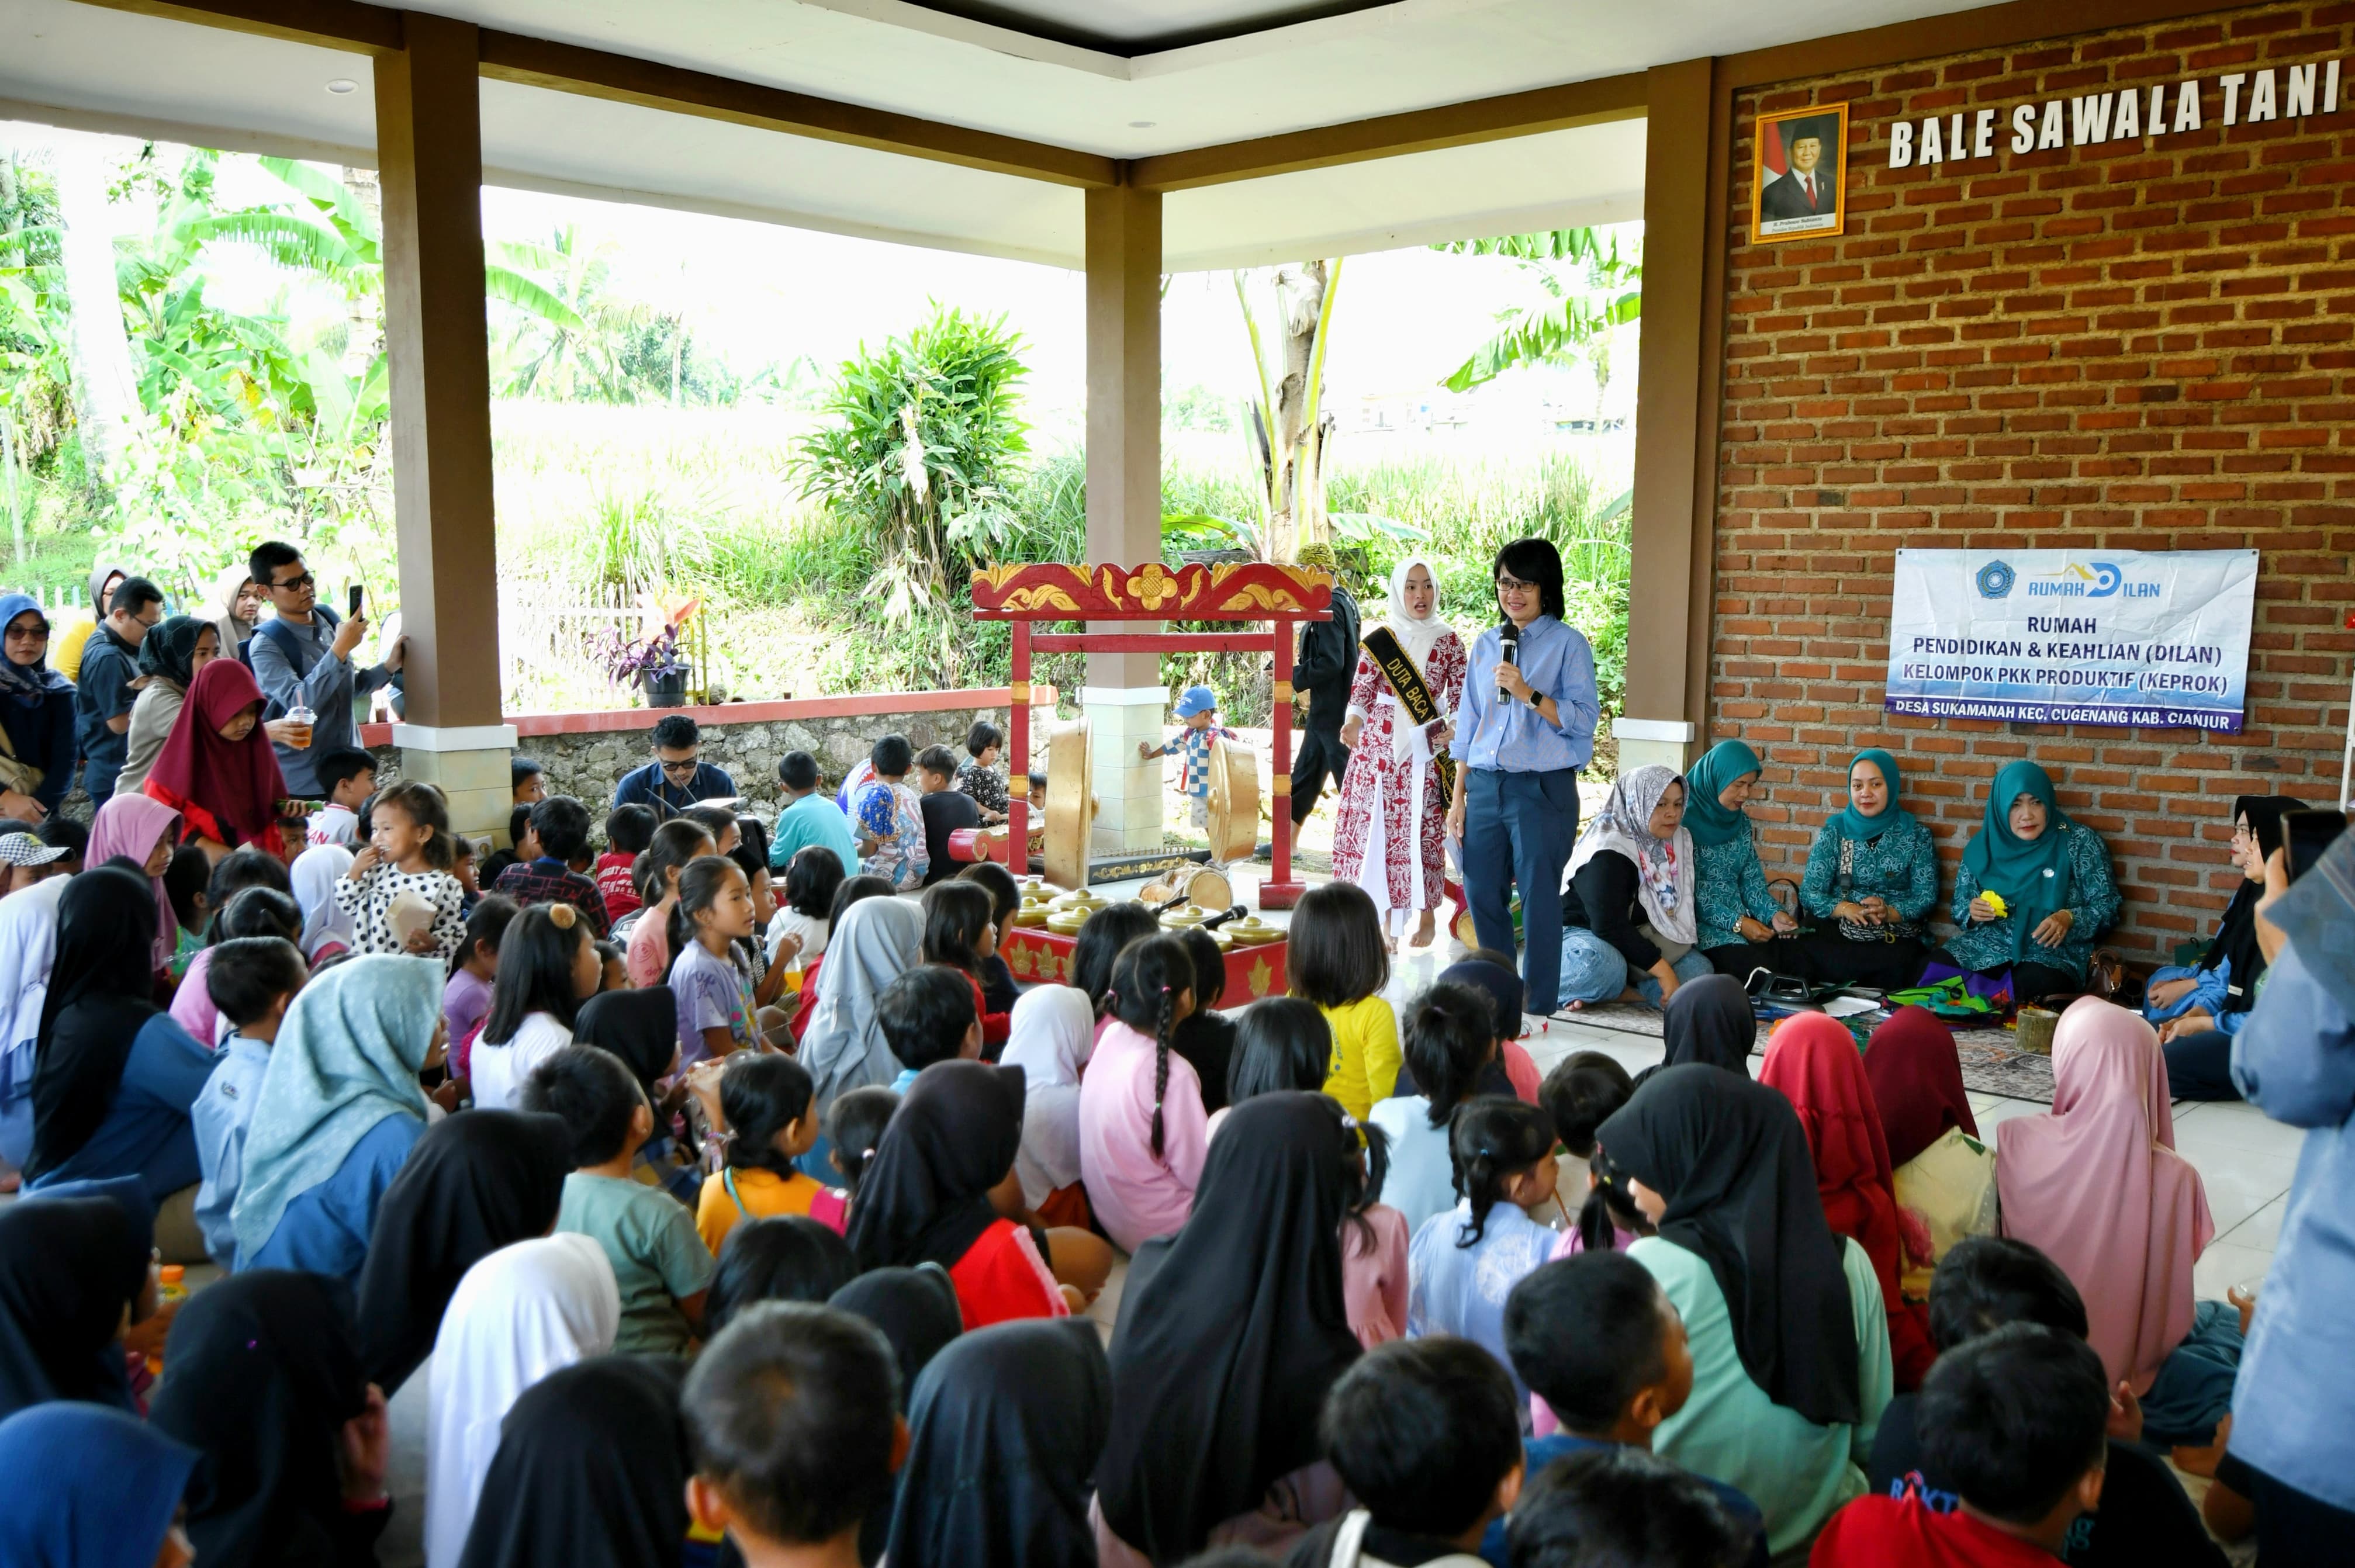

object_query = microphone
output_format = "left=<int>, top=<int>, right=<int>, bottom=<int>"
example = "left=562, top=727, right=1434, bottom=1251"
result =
left=1498, top=621, right=1521, bottom=704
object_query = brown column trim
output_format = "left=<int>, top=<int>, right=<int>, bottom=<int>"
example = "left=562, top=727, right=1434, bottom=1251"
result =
left=1083, top=182, right=1163, bottom=691
left=475, top=31, right=1116, bottom=189
left=1721, top=0, right=2236, bottom=88
left=1129, top=72, right=1647, bottom=192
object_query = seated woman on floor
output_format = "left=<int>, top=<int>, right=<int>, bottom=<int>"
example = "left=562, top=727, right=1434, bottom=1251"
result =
left=1997, top=998, right=2240, bottom=1449
left=1557, top=766, right=1714, bottom=1011
left=2145, top=795, right=2300, bottom=1102
left=1936, top=761, right=2118, bottom=1004
left=1681, top=740, right=1807, bottom=982
left=1798, top=748, right=1940, bottom=991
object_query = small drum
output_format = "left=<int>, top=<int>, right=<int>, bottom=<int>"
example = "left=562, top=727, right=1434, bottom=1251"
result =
left=946, top=826, right=1007, bottom=865
left=1138, top=865, right=1233, bottom=911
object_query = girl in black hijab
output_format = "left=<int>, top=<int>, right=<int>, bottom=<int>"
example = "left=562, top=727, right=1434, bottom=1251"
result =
left=845, top=1060, right=1065, bottom=1327
left=2153, top=794, right=2302, bottom=1100
left=1630, top=972, right=1756, bottom=1091
left=829, top=1265, right=966, bottom=1567
left=885, top=1319, right=1109, bottom=1568
left=354, top=1108, right=573, bottom=1394
left=1098, top=1091, right=1363, bottom=1565
left=573, top=985, right=698, bottom=1198
left=1597, top=1062, right=1861, bottom=1428
left=0, top=1189, right=150, bottom=1417
left=25, top=865, right=169, bottom=1183
left=455, top=1356, right=690, bottom=1568
left=149, top=1271, right=385, bottom=1568
left=829, top=1265, right=965, bottom=1410
left=706, top=1216, right=859, bottom=1333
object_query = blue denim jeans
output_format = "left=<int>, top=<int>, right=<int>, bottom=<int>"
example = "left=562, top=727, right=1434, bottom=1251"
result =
left=1557, top=927, right=1713, bottom=1008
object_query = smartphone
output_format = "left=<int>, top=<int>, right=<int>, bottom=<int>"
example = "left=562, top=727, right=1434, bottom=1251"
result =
left=349, top=584, right=365, bottom=619
left=2283, top=809, right=2350, bottom=883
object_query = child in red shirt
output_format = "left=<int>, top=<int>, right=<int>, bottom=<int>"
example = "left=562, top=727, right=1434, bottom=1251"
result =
left=597, top=803, right=658, bottom=925
left=1813, top=1324, right=2110, bottom=1567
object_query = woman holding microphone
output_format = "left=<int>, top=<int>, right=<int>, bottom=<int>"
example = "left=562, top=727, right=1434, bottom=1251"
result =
left=1447, top=538, right=1601, bottom=1020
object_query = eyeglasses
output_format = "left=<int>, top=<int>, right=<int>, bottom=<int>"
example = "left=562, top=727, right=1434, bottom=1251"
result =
left=1495, top=573, right=1535, bottom=591
left=269, top=572, right=315, bottom=591
left=660, top=759, right=701, bottom=776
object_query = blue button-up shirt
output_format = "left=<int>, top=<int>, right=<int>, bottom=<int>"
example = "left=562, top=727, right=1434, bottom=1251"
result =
left=2229, top=942, right=2355, bottom=1513
left=613, top=759, right=738, bottom=814
left=1457, top=615, right=1599, bottom=774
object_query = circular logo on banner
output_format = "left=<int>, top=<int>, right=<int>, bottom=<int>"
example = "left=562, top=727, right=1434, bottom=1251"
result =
left=1976, top=562, right=2016, bottom=599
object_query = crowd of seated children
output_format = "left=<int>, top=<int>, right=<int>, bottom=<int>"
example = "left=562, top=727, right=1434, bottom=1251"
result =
left=5, top=713, right=2343, bottom=1568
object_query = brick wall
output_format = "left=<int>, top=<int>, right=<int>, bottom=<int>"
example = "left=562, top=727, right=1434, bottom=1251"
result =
left=1714, top=0, right=2355, bottom=964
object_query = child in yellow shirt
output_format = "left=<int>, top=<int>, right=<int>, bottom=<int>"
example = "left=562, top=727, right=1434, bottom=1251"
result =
left=1289, top=881, right=1400, bottom=1122
left=694, top=1054, right=846, bottom=1254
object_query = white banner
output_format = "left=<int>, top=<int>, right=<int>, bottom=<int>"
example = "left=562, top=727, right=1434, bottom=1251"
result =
left=1883, top=549, right=2258, bottom=732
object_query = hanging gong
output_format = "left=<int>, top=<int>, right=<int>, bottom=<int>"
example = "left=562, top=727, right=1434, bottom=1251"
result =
left=1042, top=715, right=1095, bottom=892
left=1203, top=734, right=1261, bottom=866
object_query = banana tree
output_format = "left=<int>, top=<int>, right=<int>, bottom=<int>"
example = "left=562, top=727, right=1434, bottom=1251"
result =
left=1431, top=227, right=1641, bottom=396
left=1232, top=257, right=1343, bottom=562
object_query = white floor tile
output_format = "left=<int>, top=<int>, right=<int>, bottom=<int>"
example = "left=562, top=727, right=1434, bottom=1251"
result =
left=2218, top=1195, right=2288, bottom=1254
left=2194, top=1239, right=2277, bottom=1303
left=2170, top=1099, right=2308, bottom=1159
left=2195, top=1147, right=2301, bottom=1237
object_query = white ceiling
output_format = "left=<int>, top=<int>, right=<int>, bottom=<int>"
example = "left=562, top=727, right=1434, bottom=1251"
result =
left=1, top=0, right=1984, bottom=266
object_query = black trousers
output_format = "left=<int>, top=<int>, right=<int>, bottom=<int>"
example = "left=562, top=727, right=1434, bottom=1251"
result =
left=2162, top=1029, right=2242, bottom=1101
left=1791, top=930, right=1931, bottom=992
left=1291, top=726, right=1351, bottom=826
left=1702, top=937, right=1818, bottom=984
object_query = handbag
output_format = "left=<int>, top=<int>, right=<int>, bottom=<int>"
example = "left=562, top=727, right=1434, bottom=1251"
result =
left=0, top=721, right=42, bottom=801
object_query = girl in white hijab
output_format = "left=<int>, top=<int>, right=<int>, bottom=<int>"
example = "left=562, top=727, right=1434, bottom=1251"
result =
left=799, top=895, right=924, bottom=1112
left=1557, top=764, right=1710, bottom=1011
left=1001, top=984, right=1095, bottom=1211
left=424, top=1233, right=620, bottom=1567
left=290, top=843, right=358, bottom=962
left=1331, top=555, right=1468, bottom=950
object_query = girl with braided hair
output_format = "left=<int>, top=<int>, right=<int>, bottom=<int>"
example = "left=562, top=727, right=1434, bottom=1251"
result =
left=1077, top=933, right=1208, bottom=1253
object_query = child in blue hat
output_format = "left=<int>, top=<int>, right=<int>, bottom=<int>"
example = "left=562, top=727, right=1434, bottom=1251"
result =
left=1139, top=684, right=1239, bottom=840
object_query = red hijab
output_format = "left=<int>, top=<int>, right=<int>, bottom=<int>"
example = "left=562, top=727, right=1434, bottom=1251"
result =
left=1863, top=1006, right=1979, bottom=1169
left=1758, top=1013, right=1936, bottom=1388
left=143, top=659, right=289, bottom=857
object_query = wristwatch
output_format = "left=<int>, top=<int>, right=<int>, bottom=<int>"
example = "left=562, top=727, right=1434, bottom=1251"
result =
left=1526, top=687, right=1546, bottom=709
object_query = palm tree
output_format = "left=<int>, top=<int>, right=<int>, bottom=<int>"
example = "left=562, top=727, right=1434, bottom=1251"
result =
left=493, top=224, right=658, bottom=402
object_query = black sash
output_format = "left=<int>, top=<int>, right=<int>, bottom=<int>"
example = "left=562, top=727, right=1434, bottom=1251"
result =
left=1361, top=626, right=1454, bottom=799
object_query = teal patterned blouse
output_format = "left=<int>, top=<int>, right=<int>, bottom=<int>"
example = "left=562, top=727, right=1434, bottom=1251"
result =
left=1800, top=811, right=1941, bottom=933
left=1942, top=822, right=2120, bottom=983
left=1693, top=828, right=1785, bottom=951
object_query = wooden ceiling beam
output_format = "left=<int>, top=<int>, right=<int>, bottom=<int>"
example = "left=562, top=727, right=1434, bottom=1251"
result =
left=473, top=29, right=1116, bottom=188
left=1128, top=71, right=1648, bottom=192
left=67, top=0, right=403, bottom=53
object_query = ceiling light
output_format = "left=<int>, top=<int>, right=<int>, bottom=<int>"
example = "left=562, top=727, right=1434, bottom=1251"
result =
left=1129, top=120, right=1155, bottom=129
left=326, top=78, right=358, bottom=95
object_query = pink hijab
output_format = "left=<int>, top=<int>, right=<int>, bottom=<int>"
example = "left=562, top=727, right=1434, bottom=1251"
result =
left=1997, top=998, right=2212, bottom=1394
left=86, top=792, right=185, bottom=971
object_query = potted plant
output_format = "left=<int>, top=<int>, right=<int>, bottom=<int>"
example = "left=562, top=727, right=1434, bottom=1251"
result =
left=596, top=621, right=695, bottom=708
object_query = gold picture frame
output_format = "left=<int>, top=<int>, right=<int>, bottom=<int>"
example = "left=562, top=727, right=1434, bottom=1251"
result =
left=1750, top=101, right=1849, bottom=244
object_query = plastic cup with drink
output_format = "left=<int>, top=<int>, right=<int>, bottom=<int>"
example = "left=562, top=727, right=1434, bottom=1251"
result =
left=283, top=702, right=317, bottom=749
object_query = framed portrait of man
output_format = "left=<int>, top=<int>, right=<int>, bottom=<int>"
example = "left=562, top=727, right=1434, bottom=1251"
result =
left=1751, top=102, right=1848, bottom=243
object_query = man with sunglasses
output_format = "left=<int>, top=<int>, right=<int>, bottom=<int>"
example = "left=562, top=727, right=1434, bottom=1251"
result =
left=613, top=713, right=738, bottom=816
left=245, top=540, right=404, bottom=799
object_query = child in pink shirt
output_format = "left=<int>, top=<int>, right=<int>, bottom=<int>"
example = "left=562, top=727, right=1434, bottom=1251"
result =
left=1077, top=934, right=1209, bottom=1254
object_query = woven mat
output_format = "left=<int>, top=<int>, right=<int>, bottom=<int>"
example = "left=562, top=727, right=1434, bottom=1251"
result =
left=1547, top=1003, right=2057, bottom=1106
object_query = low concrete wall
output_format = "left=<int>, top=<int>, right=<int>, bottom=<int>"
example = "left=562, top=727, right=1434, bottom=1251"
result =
left=366, top=687, right=1057, bottom=826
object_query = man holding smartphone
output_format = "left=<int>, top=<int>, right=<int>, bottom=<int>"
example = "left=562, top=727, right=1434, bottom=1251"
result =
left=245, top=539, right=405, bottom=798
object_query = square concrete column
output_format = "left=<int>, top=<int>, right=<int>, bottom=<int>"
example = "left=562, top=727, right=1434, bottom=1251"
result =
left=1620, top=57, right=1721, bottom=776
left=376, top=14, right=511, bottom=838
left=1084, top=181, right=1167, bottom=853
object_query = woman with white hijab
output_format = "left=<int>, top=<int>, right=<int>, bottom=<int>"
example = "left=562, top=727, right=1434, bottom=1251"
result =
left=0, top=869, right=70, bottom=1172
left=1001, top=984, right=1095, bottom=1213
left=1555, top=764, right=1714, bottom=1010
left=798, top=895, right=923, bottom=1114
left=202, top=563, right=265, bottom=662
left=1330, top=556, right=1467, bottom=950
left=424, top=1233, right=619, bottom=1567
left=290, top=843, right=358, bottom=962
